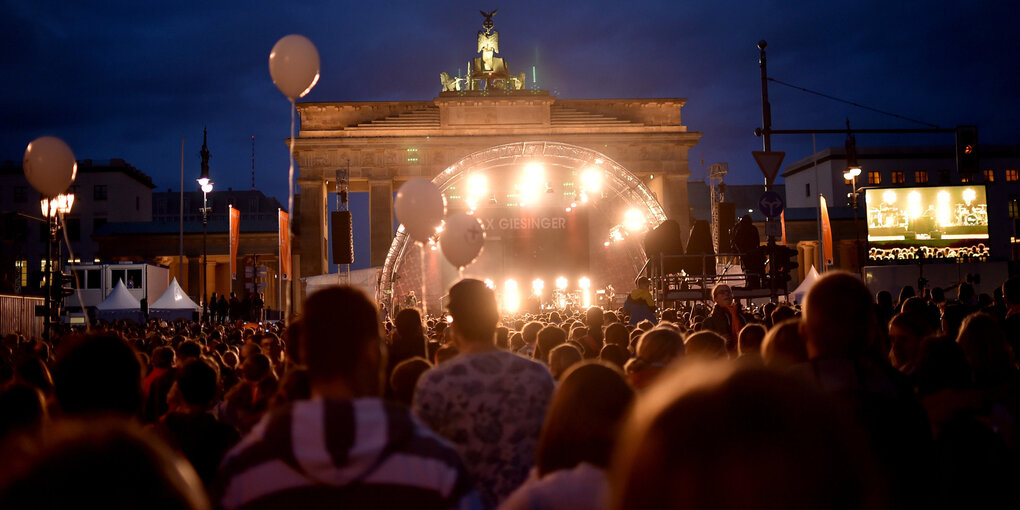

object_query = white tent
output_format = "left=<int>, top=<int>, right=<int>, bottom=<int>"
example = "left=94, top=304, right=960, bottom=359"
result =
left=95, top=279, right=144, bottom=322
left=789, top=265, right=821, bottom=304
left=149, top=278, right=200, bottom=321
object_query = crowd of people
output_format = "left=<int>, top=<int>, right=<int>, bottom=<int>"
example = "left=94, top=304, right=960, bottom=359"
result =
left=0, top=272, right=1018, bottom=509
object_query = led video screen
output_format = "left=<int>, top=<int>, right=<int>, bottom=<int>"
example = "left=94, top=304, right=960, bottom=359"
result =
left=866, top=185, right=989, bottom=260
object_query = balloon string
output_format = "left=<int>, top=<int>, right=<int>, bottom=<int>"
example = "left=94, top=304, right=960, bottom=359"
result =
left=286, top=98, right=296, bottom=324
left=58, top=213, right=91, bottom=332
left=419, top=242, right=428, bottom=318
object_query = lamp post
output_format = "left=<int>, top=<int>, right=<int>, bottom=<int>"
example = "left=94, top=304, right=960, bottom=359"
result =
left=40, top=193, right=75, bottom=338
left=198, top=177, right=213, bottom=321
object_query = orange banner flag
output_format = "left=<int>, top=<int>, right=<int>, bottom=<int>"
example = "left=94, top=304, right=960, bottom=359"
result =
left=279, top=209, right=291, bottom=280
left=780, top=210, right=787, bottom=245
left=229, top=206, right=240, bottom=280
left=819, top=195, right=834, bottom=267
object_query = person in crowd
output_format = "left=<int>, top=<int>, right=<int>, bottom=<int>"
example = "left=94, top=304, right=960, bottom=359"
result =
left=215, top=286, right=479, bottom=509
left=887, top=312, right=932, bottom=376
left=1000, top=276, right=1020, bottom=359
left=609, top=362, right=886, bottom=510
left=760, top=318, right=807, bottom=370
left=387, top=308, right=429, bottom=383
left=154, top=358, right=240, bottom=487
left=0, top=383, right=47, bottom=441
left=501, top=362, right=634, bottom=510
left=799, top=271, right=933, bottom=510
left=517, top=321, right=544, bottom=358
left=579, top=307, right=605, bottom=359
left=599, top=344, right=630, bottom=369
left=548, top=344, right=583, bottom=381
left=624, top=327, right=684, bottom=390
left=534, top=325, right=567, bottom=365
left=389, top=357, right=431, bottom=407
left=52, top=333, right=144, bottom=418
left=414, top=279, right=555, bottom=509
left=737, top=323, right=766, bottom=361
left=623, top=277, right=656, bottom=327
left=216, top=295, right=228, bottom=325
left=0, top=418, right=210, bottom=510
left=684, top=330, right=729, bottom=360
left=702, top=283, right=748, bottom=352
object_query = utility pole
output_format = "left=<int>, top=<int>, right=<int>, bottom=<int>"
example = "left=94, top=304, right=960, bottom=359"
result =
left=758, top=40, right=780, bottom=303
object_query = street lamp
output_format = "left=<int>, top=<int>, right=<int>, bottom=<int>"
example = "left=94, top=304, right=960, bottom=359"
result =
left=40, top=193, right=75, bottom=337
left=199, top=178, right=213, bottom=321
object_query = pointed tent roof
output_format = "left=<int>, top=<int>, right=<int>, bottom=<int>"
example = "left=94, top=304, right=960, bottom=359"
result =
left=790, top=265, right=821, bottom=303
left=150, top=278, right=200, bottom=310
left=95, top=279, right=142, bottom=310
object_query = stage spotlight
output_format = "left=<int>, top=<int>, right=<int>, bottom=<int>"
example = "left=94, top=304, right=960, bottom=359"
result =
left=504, top=279, right=520, bottom=313
left=579, top=277, right=591, bottom=307
left=882, top=190, right=897, bottom=205
left=936, top=190, right=951, bottom=227
left=963, top=188, right=976, bottom=205
left=532, top=278, right=544, bottom=296
left=580, top=192, right=589, bottom=204
left=519, top=162, right=545, bottom=207
left=565, top=207, right=572, bottom=213
left=610, top=227, right=626, bottom=243
left=484, top=279, right=495, bottom=289
left=907, top=191, right=922, bottom=220
left=623, top=209, right=646, bottom=233
left=555, top=276, right=568, bottom=290
left=604, top=241, right=611, bottom=247
left=579, top=277, right=591, bottom=289
left=580, top=167, right=602, bottom=193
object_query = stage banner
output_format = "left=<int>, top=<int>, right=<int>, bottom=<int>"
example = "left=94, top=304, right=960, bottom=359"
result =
left=229, top=206, right=240, bottom=280
left=279, top=209, right=291, bottom=280
left=820, top=195, right=834, bottom=266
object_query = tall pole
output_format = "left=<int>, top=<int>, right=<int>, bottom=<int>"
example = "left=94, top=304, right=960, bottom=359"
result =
left=179, top=137, right=184, bottom=277
left=759, top=40, right=778, bottom=302
left=44, top=212, right=53, bottom=340
left=202, top=191, right=208, bottom=321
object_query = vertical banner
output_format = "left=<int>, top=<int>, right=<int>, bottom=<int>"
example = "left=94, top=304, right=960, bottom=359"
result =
left=780, top=210, right=787, bottom=245
left=229, top=206, right=240, bottom=280
left=819, top=195, right=834, bottom=267
left=279, top=209, right=291, bottom=280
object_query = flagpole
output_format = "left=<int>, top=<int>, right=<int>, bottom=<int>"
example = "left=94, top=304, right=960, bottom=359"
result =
left=179, top=136, right=184, bottom=280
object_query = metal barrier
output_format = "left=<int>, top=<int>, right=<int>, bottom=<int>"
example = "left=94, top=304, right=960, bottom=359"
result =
left=636, top=253, right=778, bottom=305
left=0, top=294, right=45, bottom=339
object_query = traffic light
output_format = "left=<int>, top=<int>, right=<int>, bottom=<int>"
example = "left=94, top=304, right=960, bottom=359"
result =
left=956, top=125, right=979, bottom=175
left=769, top=244, right=799, bottom=288
left=51, top=272, right=75, bottom=301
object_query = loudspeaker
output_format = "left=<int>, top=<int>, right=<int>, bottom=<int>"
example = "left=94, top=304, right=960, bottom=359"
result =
left=331, top=211, right=354, bottom=265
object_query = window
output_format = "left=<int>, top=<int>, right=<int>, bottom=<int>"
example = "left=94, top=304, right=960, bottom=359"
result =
left=136, top=196, right=140, bottom=211
left=868, top=171, right=882, bottom=185
left=111, top=269, right=142, bottom=288
left=15, top=260, right=28, bottom=289
left=14, top=186, right=27, bottom=202
left=914, top=170, right=928, bottom=184
left=93, top=217, right=107, bottom=232
left=87, top=269, right=101, bottom=288
left=938, top=170, right=951, bottom=184
left=1010, top=198, right=1020, bottom=219
left=65, top=217, right=80, bottom=241
left=960, top=174, right=972, bottom=183
left=94, top=185, right=108, bottom=201
left=805, top=183, right=811, bottom=197
left=984, top=169, right=996, bottom=182
left=1007, top=169, right=1019, bottom=182
left=891, top=171, right=905, bottom=184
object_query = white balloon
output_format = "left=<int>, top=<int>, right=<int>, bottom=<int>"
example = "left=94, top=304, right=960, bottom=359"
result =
left=23, top=136, right=76, bottom=197
left=440, top=212, right=485, bottom=268
left=395, top=178, right=445, bottom=244
left=269, top=35, right=320, bottom=99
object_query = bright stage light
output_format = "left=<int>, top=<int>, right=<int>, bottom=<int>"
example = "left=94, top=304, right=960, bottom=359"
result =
left=963, top=188, right=976, bottom=205
left=532, top=278, right=544, bottom=296
left=907, top=191, right=922, bottom=220
left=623, top=209, right=646, bottom=233
left=484, top=278, right=495, bottom=289
left=579, top=277, right=591, bottom=307
left=604, top=241, right=611, bottom=247
left=936, top=190, right=951, bottom=227
left=555, top=276, right=568, bottom=290
left=504, top=279, right=520, bottom=313
left=580, top=167, right=602, bottom=193
left=610, top=227, right=626, bottom=243
left=466, top=173, right=488, bottom=210
left=519, top=162, right=545, bottom=207
left=883, top=190, right=897, bottom=205
left=579, top=277, right=590, bottom=289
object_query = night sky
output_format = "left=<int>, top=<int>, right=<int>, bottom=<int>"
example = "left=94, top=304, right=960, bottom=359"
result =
left=3, top=1, right=1017, bottom=203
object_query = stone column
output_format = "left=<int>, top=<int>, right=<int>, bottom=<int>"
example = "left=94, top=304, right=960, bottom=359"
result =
left=206, top=261, right=217, bottom=303
left=369, top=180, right=393, bottom=267
left=663, top=173, right=692, bottom=243
left=298, top=177, right=327, bottom=280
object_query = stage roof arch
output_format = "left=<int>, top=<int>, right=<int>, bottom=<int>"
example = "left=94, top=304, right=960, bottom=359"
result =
left=379, top=141, right=666, bottom=312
